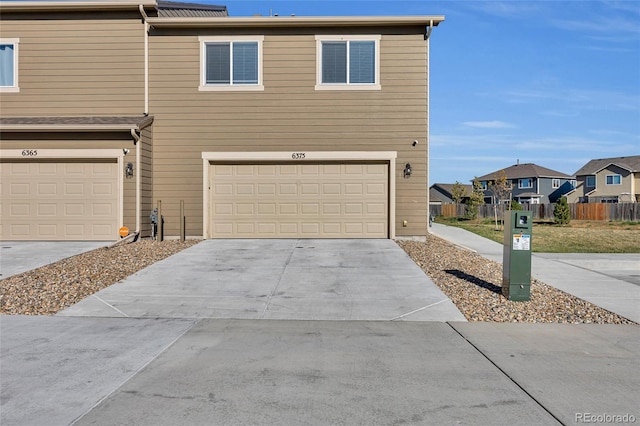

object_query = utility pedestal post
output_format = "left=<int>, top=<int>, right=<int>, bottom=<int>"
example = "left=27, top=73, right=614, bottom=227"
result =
left=502, top=210, right=533, bottom=301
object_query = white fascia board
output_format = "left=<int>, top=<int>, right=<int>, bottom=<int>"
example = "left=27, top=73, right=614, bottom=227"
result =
left=148, top=15, right=445, bottom=29
left=0, top=1, right=156, bottom=12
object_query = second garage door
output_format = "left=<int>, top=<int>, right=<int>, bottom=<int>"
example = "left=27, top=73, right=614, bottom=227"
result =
left=210, top=162, right=388, bottom=238
left=0, top=160, right=119, bottom=241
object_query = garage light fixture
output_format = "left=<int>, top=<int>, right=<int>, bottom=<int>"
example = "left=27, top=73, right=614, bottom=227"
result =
left=126, top=162, right=134, bottom=179
left=404, top=163, right=412, bottom=178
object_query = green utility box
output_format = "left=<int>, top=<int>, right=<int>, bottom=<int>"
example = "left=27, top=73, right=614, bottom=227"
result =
left=502, top=210, right=533, bottom=301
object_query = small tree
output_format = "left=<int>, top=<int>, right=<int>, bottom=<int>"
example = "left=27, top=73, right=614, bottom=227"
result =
left=554, top=196, right=571, bottom=225
left=488, top=170, right=512, bottom=230
left=510, top=200, right=523, bottom=210
left=451, top=181, right=468, bottom=205
left=465, top=178, right=485, bottom=221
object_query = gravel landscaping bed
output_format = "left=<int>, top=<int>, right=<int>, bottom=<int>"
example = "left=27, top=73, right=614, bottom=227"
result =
left=398, top=235, right=636, bottom=324
left=0, top=240, right=199, bottom=315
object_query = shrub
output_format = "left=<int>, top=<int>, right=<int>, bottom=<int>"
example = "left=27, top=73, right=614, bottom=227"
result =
left=554, top=196, right=571, bottom=225
left=510, top=200, right=523, bottom=210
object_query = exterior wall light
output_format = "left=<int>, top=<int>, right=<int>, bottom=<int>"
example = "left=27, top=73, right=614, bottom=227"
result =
left=404, top=163, right=412, bottom=178
left=126, top=162, right=134, bottom=178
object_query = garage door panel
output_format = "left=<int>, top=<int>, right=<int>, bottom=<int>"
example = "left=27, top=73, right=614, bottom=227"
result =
left=1, top=161, right=118, bottom=241
left=210, top=162, right=388, bottom=238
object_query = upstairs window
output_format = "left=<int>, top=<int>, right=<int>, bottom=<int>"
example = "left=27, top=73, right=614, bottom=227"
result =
left=0, top=39, right=19, bottom=92
left=586, top=176, right=596, bottom=187
left=199, top=36, right=263, bottom=91
left=606, top=174, right=621, bottom=185
left=552, top=179, right=560, bottom=189
left=518, top=178, right=533, bottom=189
left=316, top=35, right=380, bottom=90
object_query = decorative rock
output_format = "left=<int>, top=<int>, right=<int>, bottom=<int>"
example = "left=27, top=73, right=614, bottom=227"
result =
left=397, top=236, right=636, bottom=324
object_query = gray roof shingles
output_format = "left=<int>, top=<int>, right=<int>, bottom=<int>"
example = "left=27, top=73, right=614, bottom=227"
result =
left=157, top=1, right=228, bottom=17
left=476, top=163, right=572, bottom=181
left=573, top=155, right=640, bottom=176
left=0, top=116, right=153, bottom=129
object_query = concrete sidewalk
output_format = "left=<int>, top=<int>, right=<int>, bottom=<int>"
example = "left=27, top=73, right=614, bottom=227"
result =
left=430, top=223, right=640, bottom=323
left=2, top=316, right=638, bottom=426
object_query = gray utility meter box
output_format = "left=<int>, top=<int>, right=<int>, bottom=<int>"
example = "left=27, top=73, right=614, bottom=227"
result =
left=502, top=210, right=533, bottom=301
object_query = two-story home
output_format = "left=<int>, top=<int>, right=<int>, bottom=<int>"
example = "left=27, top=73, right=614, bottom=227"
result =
left=476, top=162, right=574, bottom=204
left=429, top=183, right=473, bottom=205
left=0, top=0, right=444, bottom=240
left=567, top=155, right=640, bottom=203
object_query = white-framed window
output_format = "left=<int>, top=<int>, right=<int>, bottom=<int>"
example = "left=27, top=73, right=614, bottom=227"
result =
left=315, top=35, right=381, bottom=91
left=0, top=39, right=19, bottom=92
left=605, top=174, right=621, bottom=185
left=586, top=176, right=596, bottom=187
left=199, top=36, right=264, bottom=91
left=518, top=178, right=533, bottom=189
left=552, top=178, right=560, bottom=189
left=570, top=179, right=577, bottom=189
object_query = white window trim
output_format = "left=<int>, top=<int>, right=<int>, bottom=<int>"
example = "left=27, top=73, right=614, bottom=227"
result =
left=552, top=178, right=560, bottom=189
left=199, top=36, right=264, bottom=92
left=605, top=174, right=622, bottom=185
left=315, top=35, right=381, bottom=91
left=518, top=178, right=533, bottom=189
left=0, top=38, right=19, bottom=93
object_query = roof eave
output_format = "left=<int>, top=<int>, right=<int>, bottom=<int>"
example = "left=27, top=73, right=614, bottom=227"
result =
left=0, top=117, right=154, bottom=132
left=146, top=15, right=445, bottom=28
left=0, top=1, right=156, bottom=12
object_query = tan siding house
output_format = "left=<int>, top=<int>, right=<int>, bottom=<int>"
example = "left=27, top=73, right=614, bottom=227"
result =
left=1, top=0, right=443, bottom=240
left=567, top=156, right=640, bottom=203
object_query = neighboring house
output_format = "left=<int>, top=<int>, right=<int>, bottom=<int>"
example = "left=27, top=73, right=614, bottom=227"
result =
left=429, top=183, right=473, bottom=205
left=567, top=155, right=640, bottom=203
left=476, top=162, right=575, bottom=204
left=0, top=1, right=444, bottom=240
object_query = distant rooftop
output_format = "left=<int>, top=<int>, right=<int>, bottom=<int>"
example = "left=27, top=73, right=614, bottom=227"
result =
left=574, top=155, right=640, bottom=175
left=157, top=1, right=227, bottom=18
left=476, top=163, right=572, bottom=181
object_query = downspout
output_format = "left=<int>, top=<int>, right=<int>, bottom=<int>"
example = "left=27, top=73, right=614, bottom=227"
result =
left=133, top=4, right=148, bottom=237
left=139, top=4, right=149, bottom=115
left=425, top=20, right=433, bottom=232
left=131, top=128, right=142, bottom=234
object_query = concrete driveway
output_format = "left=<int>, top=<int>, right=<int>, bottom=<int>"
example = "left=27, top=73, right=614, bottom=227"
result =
left=59, top=239, right=466, bottom=322
left=0, top=241, right=110, bottom=280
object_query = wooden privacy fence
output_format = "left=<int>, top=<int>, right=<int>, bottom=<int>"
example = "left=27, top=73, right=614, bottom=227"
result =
left=430, top=203, right=640, bottom=222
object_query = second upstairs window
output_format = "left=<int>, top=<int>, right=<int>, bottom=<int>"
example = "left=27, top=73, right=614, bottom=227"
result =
left=518, top=178, right=533, bottom=189
left=0, top=39, right=19, bottom=92
left=316, top=36, right=381, bottom=90
left=199, top=37, right=263, bottom=91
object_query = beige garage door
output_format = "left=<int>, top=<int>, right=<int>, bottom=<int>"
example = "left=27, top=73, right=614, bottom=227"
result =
left=0, top=160, right=119, bottom=240
left=210, top=162, right=388, bottom=238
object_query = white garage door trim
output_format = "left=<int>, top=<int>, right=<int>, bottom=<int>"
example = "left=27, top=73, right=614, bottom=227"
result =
left=201, top=151, right=397, bottom=239
left=1, top=149, right=125, bottom=239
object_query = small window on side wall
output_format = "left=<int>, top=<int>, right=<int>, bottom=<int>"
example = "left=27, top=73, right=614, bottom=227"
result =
left=586, top=176, right=596, bottom=187
left=606, top=174, right=621, bottom=185
left=0, top=39, right=19, bottom=92
left=199, top=36, right=264, bottom=91
left=316, top=35, right=381, bottom=91
left=552, top=179, right=560, bottom=189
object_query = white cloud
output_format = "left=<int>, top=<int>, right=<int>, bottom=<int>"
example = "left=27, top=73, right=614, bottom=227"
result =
left=462, top=120, right=515, bottom=129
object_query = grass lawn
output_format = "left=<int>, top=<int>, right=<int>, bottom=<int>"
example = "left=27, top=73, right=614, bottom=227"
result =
left=435, top=217, right=640, bottom=253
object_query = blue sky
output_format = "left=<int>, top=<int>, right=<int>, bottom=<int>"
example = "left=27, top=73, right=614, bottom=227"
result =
left=220, top=1, right=640, bottom=184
